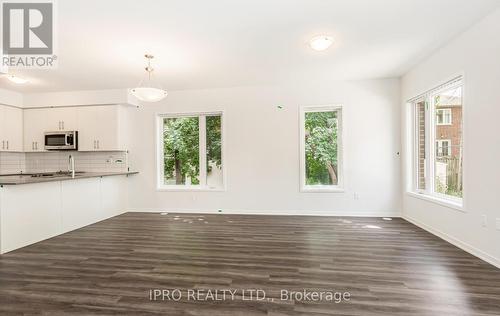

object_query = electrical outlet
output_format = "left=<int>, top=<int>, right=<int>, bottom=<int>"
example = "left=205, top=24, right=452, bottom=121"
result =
left=496, top=218, right=500, bottom=230
left=354, top=192, right=360, bottom=200
left=481, top=215, right=487, bottom=228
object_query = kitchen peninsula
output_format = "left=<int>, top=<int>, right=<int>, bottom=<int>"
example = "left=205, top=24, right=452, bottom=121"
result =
left=0, top=171, right=137, bottom=254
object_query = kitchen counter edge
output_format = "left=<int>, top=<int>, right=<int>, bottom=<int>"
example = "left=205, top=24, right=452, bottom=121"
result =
left=0, top=171, right=139, bottom=186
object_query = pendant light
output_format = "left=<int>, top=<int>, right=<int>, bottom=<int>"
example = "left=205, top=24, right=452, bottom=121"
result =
left=309, top=35, right=334, bottom=51
left=130, top=54, right=168, bottom=102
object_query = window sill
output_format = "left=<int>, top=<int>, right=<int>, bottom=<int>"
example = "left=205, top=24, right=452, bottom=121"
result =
left=301, top=186, right=345, bottom=193
left=157, top=186, right=226, bottom=192
left=406, top=191, right=464, bottom=212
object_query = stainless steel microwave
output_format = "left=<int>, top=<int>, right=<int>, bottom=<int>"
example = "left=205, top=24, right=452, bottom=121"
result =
left=44, top=131, right=78, bottom=150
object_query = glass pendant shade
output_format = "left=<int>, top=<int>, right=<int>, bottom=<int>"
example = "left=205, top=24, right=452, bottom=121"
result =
left=131, top=87, right=167, bottom=102
left=130, top=54, right=168, bottom=102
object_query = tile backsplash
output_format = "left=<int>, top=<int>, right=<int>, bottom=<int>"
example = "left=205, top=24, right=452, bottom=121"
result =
left=0, top=152, right=26, bottom=174
left=0, top=151, right=128, bottom=175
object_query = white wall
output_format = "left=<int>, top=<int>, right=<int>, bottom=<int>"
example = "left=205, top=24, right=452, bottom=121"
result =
left=128, top=79, right=401, bottom=216
left=0, top=88, right=22, bottom=107
left=401, top=8, right=500, bottom=267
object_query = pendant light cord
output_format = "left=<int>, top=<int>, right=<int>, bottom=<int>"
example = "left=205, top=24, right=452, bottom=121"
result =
left=145, top=54, right=154, bottom=82
left=147, top=56, right=152, bottom=81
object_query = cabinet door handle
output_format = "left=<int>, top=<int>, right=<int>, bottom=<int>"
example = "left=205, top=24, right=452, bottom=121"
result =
left=94, top=140, right=96, bottom=149
left=36, top=142, right=38, bottom=150
left=1, top=140, right=4, bottom=150
left=6, top=140, right=9, bottom=150
left=97, top=140, right=100, bottom=149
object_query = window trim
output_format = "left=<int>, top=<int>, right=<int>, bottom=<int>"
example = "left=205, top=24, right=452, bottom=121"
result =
left=299, top=105, right=344, bottom=193
left=408, top=77, right=464, bottom=208
left=156, top=111, right=226, bottom=191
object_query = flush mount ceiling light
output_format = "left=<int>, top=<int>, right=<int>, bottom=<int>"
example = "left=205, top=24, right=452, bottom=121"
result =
left=130, top=54, right=168, bottom=103
left=5, top=74, right=28, bottom=84
left=309, top=35, right=334, bottom=51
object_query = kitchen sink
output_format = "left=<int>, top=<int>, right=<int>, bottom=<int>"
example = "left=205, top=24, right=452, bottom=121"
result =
left=30, top=173, right=56, bottom=178
left=30, top=171, right=86, bottom=178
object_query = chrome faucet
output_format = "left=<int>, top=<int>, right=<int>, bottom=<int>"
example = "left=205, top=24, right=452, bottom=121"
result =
left=68, top=155, right=75, bottom=178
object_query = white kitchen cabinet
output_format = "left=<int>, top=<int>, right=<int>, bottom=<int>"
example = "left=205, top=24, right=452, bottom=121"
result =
left=61, top=177, right=101, bottom=233
left=100, top=175, right=128, bottom=218
left=23, top=108, right=47, bottom=152
left=0, top=181, right=61, bottom=253
left=0, top=175, right=130, bottom=254
left=46, top=107, right=77, bottom=131
left=0, top=105, right=23, bottom=152
left=24, top=107, right=78, bottom=152
left=75, top=106, right=98, bottom=151
left=95, top=105, right=121, bottom=151
left=23, top=104, right=131, bottom=153
left=77, top=105, right=127, bottom=151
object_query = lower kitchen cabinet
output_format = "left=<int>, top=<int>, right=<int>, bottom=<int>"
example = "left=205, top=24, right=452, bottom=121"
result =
left=0, top=181, right=61, bottom=253
left=0, top=175, right=129, bottom=254
left=101, top=175, right=128, bottom=218
left=61, top=178, right=102, bottom=233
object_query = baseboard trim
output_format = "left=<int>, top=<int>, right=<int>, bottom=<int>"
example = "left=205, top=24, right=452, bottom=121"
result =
left=403, top=215, right=500, bottom=269
left=126, top=208, right=401, bottom=218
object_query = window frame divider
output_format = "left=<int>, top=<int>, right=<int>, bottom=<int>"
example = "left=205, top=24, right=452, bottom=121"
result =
left=199, top=116, right=207, bottom=187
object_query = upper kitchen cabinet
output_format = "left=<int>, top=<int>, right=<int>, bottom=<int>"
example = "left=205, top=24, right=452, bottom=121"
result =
left=23, top=108, right=48, bottom=152
left=0, top=105, right=23, bottom=152
left=23, top=105, right=131, bottom=152
left=46, top=107, right=77, bottom=131
left=77, top=105, right=129, bottom=151
left=24, top=107, right=77, bottom=152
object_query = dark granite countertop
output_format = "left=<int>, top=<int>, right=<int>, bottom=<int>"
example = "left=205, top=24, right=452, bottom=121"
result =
left=0, top=171, right=139, bottom=185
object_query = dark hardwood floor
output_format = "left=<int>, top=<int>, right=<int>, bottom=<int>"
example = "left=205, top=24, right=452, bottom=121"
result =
left=0, top=212, right=499, bottom=315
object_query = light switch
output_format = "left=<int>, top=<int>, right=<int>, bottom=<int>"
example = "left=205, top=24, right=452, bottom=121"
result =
left=481, top=215, right=487, bottom=228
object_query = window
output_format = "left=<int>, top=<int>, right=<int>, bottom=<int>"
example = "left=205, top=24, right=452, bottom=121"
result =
left=300, top=105, right=343, bottom=192
left=410, top=77, right=463, bottom=204
left=436, top=108, right=452, bottom=125
left=157, top=112, right=224, bottom=190
left=436, top=139, right=451, bottom=157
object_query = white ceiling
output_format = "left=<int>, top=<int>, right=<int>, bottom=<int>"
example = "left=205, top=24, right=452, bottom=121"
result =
left=3, top=0, right=500, bottom=93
